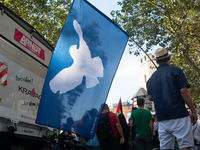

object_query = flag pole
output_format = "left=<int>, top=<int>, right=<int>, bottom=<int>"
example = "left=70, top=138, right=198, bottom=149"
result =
left=129, top=37, right=158, bottom=69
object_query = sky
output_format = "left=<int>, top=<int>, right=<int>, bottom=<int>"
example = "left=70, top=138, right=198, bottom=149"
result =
left=87, top=0, right=155, bottom=108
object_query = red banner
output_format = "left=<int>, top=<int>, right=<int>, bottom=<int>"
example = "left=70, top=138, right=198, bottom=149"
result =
left=14, top=28, right=45, bottom=60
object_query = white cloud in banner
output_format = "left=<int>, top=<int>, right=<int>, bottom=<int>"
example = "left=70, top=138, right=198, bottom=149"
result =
left=49, top=20, right=104, bottom=94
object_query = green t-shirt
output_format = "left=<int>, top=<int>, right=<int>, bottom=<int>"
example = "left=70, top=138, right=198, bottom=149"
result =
left=130, top=109, right=153, bottom=135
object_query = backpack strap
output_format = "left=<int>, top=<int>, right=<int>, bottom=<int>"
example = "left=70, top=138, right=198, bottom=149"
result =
left=107, top=111, right=116, bottom=136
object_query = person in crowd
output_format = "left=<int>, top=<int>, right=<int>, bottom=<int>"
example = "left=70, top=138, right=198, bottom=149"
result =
left=118, top=113, right=130, bottom=150
left=76, top=114, right=90, bottom=148
left=191, top=114, right=200, bottom=150
left=130, top=98, right=153, bottom=150
left=85, top=108, right=99, bottom=136
left=130, top=107, right=138, bottom=150
left=147, top=47, right=197, bottom=150
left=96, top=103, right=124, bottom=150
left=193, top=121, right=200, bottom=141
left=63, top=117, right=74, bottom=133
left=58, top=117, right=74, bottom=149
left=152, top=117, right=159, bottom=149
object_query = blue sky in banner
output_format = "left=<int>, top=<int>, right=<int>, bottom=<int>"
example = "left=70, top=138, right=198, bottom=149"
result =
left=36, top=0, right=129, bottom=138
left=87, top=0, right=157, bottom=107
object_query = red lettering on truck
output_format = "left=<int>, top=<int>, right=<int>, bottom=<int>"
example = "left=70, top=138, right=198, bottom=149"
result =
left=21, top=115, right=36, bottom=121
left=14, top=29, right=45, bottom=60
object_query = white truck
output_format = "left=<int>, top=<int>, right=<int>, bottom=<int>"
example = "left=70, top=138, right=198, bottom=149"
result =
left=0, top=3, right=57, bottom=149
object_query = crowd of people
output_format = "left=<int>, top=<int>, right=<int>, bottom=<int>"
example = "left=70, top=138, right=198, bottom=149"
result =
left=61, top=47, right=199, bottom=150
left=94, top=47, right=199, bottom=150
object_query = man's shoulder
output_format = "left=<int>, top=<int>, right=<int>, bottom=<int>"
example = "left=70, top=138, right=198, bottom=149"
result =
left=106, top=111, right=114, bottom=115
left=147, top=65, right=181, bottom=81
left=132, top=109, right=139, bottom=114
left=141, top=108, right=151, bottom=113
left=147, top=69, right=158, bottom=83
left=132, top=109, right=149, bottom=114
left=159, top=65, right=183, bottom=74
left=157, top=64, right=181, bottom=71
left=135, top=108, right=148, bottom=111
left=102, top=111, right=116, bottom=117
left=138, top=109, right=152, bottom=116
left=168, top=65, right=181, bottom=70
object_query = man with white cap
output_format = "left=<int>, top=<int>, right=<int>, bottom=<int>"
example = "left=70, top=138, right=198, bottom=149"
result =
left=146, top=47, right=197, bottom=150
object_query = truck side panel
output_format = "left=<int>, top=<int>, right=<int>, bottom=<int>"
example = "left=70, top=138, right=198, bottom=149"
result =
left=0, top=11, right=52, bottom=68
left=0, top=4, right=55, bottom=141
left=0, top=38, right=44, bottom=117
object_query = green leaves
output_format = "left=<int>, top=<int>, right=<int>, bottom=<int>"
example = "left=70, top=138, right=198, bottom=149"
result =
left=1, top=0, right=71, bottom=47
left=1, top=0, right=199, bottom=103
left=112, top=0, right=200, bottom=103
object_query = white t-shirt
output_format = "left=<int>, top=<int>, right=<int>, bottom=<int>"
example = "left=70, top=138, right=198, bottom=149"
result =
left=192, top=123, right=200, bottom=141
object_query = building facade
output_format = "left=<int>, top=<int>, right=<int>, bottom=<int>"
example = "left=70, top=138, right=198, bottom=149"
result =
left=140, top=53, right=157, bottom=90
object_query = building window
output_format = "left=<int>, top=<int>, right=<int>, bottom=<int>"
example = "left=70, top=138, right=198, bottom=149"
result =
left=140, top=59, right=143, bottom=64
left=144, top=74, right=147, bottom=82
left=144, top=56, right=146, bottom=60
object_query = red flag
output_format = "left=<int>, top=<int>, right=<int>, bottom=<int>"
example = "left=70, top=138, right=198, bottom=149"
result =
left=116, top=97, right=123, bottom=115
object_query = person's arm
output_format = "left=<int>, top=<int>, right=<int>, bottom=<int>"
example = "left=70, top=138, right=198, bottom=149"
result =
left=129, top=120, right=134, bottom=130
left=116, top=123, right=125, bottom=144
left=150, top=119, right=153, bottom=140
left=180, top=87, right=197, bottom=124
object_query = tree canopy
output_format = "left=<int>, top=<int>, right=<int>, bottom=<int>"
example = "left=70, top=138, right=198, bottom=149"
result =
left=0, top=0, right=71, bottom=47
left=111, top=0, right=200, bottom=103
left=0, top=0, right=199, bottom=103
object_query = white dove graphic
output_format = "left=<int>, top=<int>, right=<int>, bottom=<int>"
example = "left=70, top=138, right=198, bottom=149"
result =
left=49, top=20, right=104, bottom=94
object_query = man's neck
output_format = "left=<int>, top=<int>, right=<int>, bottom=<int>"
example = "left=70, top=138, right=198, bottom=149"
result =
left=138, top=106, right=143, bottom=109
left=158, top=62, right=168, bottom=65
left=159, top=60, right=170, bottom=66
left=102, top=109, right=108, bottom=112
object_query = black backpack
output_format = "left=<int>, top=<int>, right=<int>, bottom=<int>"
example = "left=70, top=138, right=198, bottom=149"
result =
left=96, top=112, right=114, bottom=141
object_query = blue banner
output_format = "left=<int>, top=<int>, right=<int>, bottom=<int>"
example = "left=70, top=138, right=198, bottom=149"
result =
left=36, top=0, right=129, bottom=139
